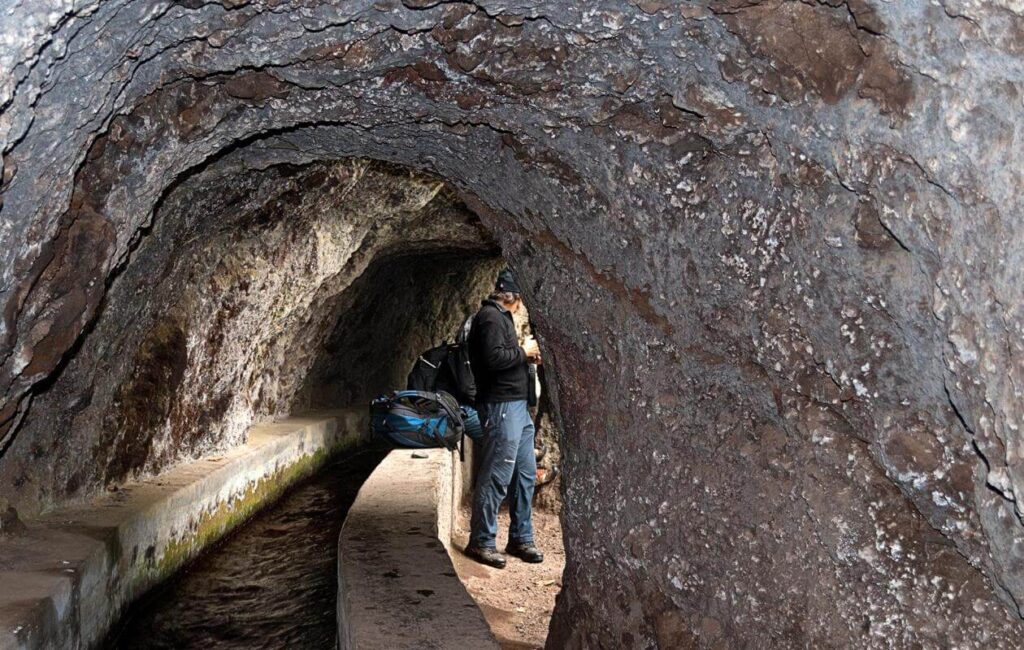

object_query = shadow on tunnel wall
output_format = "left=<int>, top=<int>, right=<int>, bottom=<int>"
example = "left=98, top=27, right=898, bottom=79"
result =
left=293, top=250, right=502, bottom=411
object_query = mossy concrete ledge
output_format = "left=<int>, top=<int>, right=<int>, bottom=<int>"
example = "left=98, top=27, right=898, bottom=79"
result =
left=0, top=409, right=366, bottom=650
left=337, top=448, right=496, bottom=650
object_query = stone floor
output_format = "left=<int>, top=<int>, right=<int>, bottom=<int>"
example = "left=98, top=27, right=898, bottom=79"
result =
left=451, top=506, right=565, bottom=649
left=338, top=449, right=496, bottom=650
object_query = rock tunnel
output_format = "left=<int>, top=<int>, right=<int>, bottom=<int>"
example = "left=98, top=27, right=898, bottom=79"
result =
left=2, top=0, right=1024, bottom=647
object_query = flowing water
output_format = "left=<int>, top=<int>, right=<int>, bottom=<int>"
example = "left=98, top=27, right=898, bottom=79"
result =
left=104, top=449, right=386, bottom=650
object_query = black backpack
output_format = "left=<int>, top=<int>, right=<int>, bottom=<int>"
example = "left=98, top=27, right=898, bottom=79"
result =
left=407, top=316, right=476, bottom=405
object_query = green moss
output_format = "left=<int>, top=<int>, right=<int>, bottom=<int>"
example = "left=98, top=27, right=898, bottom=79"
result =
left=135, top=436, right=358, bottom=586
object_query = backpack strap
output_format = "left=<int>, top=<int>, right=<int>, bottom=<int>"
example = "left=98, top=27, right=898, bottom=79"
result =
left=434, top=392, right=464, bottom=432
left=416, top=355, right=440, bottom=369
left=457, top=314, right=473, bottom=345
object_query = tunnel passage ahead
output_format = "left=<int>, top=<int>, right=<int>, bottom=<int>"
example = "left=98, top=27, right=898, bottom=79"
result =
left=3, top=1, right=1024, bottom=646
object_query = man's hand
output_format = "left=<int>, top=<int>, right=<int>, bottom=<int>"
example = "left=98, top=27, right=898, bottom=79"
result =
left=523, top=336, right=541, bottom=363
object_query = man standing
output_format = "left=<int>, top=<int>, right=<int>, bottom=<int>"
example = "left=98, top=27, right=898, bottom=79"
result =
left=464, top=269, right=544, bottom=568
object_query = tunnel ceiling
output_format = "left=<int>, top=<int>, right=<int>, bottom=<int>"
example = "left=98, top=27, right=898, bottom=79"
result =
left=2, top=0, right=1023, bottom=646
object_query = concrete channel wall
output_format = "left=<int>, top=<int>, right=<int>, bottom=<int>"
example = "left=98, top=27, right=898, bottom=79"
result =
left=0, top=409, right=365, bottom=650
left=337, top=447, right=497, bottom=649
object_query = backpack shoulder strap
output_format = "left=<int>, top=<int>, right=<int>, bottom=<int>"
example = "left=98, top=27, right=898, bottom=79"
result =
left=456, top=314, right=473, bottom=345
left=434, top=391, right=464, bottom=430
left=416, top=355, right=440, bottom=369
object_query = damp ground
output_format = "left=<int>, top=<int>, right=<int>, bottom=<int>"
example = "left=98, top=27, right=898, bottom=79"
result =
left=452, top=506, right=565, bottom=649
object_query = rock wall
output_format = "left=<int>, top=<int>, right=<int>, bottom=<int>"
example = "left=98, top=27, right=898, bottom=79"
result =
left=1, top=1, right=1023, bottom=647
left=295, top=250, right=501, bottom=409
left=0, top=157, right=497, bottom=512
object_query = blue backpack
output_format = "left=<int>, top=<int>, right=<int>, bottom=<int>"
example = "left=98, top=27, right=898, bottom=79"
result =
left=369, top=390, right=465, bottom=452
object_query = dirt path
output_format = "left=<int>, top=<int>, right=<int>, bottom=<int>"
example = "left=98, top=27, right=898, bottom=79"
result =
left=451, top=507, right=565, bottom=649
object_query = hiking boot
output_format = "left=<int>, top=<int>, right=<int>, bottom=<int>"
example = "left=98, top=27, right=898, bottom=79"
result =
left=505, top=541, right=544, bottom=563
left=465, top=545, right=506, bottom=569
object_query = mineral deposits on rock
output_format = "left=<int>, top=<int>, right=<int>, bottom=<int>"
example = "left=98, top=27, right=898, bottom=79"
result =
left=1, top=1, right=1023, bottom=646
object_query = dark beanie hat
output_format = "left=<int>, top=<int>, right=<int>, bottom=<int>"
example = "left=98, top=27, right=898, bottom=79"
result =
left=495, top=268, right=522, bottom=294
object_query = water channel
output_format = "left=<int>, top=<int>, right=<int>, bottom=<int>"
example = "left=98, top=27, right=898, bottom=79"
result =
left=103, top=448, right=386, bottom=649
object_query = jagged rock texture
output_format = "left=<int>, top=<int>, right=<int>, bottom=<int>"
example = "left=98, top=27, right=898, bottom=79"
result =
left=1, top=156, right=497, bottom=508
left=1, top=1, right=1023, bottom=647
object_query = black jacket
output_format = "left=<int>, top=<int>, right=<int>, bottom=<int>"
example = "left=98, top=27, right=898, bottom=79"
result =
left=468, top=300, right=528, bottom=403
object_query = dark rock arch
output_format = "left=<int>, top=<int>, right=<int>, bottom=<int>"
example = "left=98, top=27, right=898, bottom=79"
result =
left=1, top=1, right=1023, bottom=646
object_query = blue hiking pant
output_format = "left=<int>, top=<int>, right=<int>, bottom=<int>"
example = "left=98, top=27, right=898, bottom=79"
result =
left=470, top=400, right=536, bottom=549
left=461, top=405, right=483, bottom=440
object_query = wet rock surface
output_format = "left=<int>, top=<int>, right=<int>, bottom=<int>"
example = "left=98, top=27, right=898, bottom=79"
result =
left=1, top=1, right=1023, bottom=646
left=0, top=504, right=25, bottom=537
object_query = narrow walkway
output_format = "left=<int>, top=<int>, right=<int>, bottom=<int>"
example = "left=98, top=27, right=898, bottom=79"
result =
left=337, top=448, right=497, bottom=650
left=451, top=507, right=565, bottom=649
left=104, top=450, right=385, bottom=649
